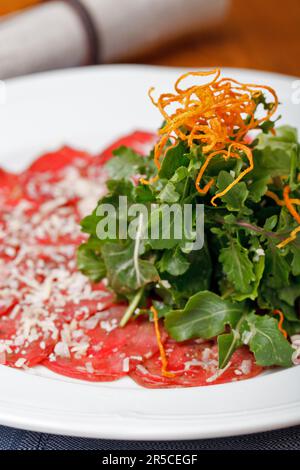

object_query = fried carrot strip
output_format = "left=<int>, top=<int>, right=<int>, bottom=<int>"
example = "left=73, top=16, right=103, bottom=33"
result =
left=283, top=185, right=300, bottom=224
left=140, top=175, right=159, bottom=185
left=195, top=150, right=227, bottom=195
left=264, top=190, right=300, bottom=248
left=277, top=225, right=300, bottom=249
left=174, top=68, right=221, bottom=93
left=266, top=190, right=285, bottom=206
left=210, top=143, right=254, bottom=206
left=266, top=190, right=300, bottom=207
left=151, top=306, right=175, bottom=379
left=144, top=68, right=278, bottom=208
left=273, top=310, right=288, bottom=338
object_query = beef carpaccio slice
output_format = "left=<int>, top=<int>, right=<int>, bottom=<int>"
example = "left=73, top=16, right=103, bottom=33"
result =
left=0, top=169, right=22, bottom=204
left=91, top=130, right=157, bottom=167
left=130, top=339, right=263, bottom=388
left=26, top=146, right=92, bottom=174
left=0, top=132, right=263, bottom=386
left=43, top=306, right=167, bottom=382
left=0, top=144, right=109, bottom=368
left=0, top=309, right=59, bottom=368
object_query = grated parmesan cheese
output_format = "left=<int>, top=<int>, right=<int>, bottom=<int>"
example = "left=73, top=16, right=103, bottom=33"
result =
left=122, top=357, right=130, bottom=372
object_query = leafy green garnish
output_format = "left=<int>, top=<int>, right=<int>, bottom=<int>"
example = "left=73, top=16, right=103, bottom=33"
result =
left=246, top=314, right=293, bottom=367
left=165, top=291, right=244, bottom=341
left=77, top=243, right=106, bottom=282
left=219, top=238, right=255, bottom=295
left=106, top=146, right=147, bottom=179
left=101, top=241, right=159, bottom=295
left=78, top=124, right=300, bottom=369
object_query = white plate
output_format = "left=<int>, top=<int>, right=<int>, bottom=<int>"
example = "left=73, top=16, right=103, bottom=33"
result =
left=0, top=65, right=299, bottom=440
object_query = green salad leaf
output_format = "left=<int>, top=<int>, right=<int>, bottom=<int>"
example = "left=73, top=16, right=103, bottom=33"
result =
left=219, top=238, right=255, bottom=295
left=101, top=241, right=159, bottom=295
left=77, top=243, right=106, bottom=282
left=78, top=79, right=300, bottom=375
left=165, top=291, right=245, bottom=341
left=246, top=314, right=293, bottom=367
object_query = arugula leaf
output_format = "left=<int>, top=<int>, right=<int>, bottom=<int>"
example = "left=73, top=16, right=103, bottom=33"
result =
left=263, top=244, right=290, bottom=289
left=217, top=171, right=249, bottom=211
left=248, top=176, right=269, bottom=203
left=170, top=166, right=189, bottom=184
left=159, top=141, right=189, bottom=179
left=80, top=179, right=135, bottom=236
left=164, top=244, right=212, bottom=304
left=263, top=215, right=278, bottom=231
left=165, top=291, right=244, bottom=341
left=77, top=243, right=106, bottom=282
left=217, top=313, right=251, bottom=368
left=80, top=210, right=99, bottom=235
left=158, top=248, right=190, bottom=276
left=246, top=313, right=293, bottom=367
left=105, top=146, right=145, bottom=179
left=258, top=284, right=299, bottom=323
left=101, top=241, right=159, bottom=295
left=134, top=184, right=155, bottom=203
left=147, top=203, right=186, bottom=250
left=218, top=331, right=241, bottom=369
left=219, top=238, right=255, bottom=295
left=290, top=244, right=300, bottom=276
left=233, top=253, right=265, bottom=302
left=278, top=283, right=300, bottom=306
left=158, top=182, right=180, bottom=203
left=252, top=126, right=299, bottom=179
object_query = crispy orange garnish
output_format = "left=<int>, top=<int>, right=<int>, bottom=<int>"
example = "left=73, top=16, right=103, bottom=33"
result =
left=277, top=225, right=300, bottom=249
left=266, top=190, right=285, bottom=206
left=273, top=310, right=288, bottom=338
left=283, top=185, right=300, bottom=224
left=140, top=175, right=159, bottom=185
left=211, top=142, right=254, bottom=206
left=195, top=149, right=227, bottom=195
left=144, top=69, right=278, bottom=206
left=151, top=306, right=175, bottom=378
left=266, top=190, right=300, bottom=247
left=266, top=190, right=300, bottom=207
left=144, top=70, right=300, bottom=248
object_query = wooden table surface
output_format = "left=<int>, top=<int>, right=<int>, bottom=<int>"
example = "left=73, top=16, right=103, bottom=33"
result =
left=136, top=0, right=300, bottom=77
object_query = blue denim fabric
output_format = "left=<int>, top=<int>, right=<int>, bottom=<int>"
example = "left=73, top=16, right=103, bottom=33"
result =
left=0, top=425, right=299, bottom=450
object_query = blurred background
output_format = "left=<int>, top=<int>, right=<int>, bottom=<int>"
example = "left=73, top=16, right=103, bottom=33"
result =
left=0, top=0, right=299, bottom=79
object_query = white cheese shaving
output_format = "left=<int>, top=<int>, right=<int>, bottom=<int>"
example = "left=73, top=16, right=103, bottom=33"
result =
left=122, top=357, right=130, bottom=372
left=206, top=361, right=232, bottom=383
left=15, top=358, right=27, bottom=368
left=54, top=341, right=70, bottom=358
left=240, top=359, right=252, bottom=375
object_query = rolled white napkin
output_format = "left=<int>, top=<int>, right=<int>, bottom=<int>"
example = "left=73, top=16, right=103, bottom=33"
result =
left=0, top=0, right=229, bottom=79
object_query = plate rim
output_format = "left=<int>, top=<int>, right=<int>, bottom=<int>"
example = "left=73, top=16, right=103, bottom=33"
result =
left=0, top=64, right=299, bottom=440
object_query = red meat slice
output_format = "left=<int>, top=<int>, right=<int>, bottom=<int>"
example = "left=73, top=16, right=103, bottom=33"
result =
left=0, top=169, right=23, bottom=203
left=26, top=146, right=92, bottom=174
left=130, top=339, right=263, bottom=388
left=0, top=284, right=114, bottom=368
left=58, top=289, right=117, bottom=323
left=0, top=299, right=18, bottom=318
left=92, top=130, right=157, bottom=166
left=43, top=309, right=166, bottom=382
left=20, top=147, right=94, bottom=204
left=0, top=306, right=59, bottom=368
